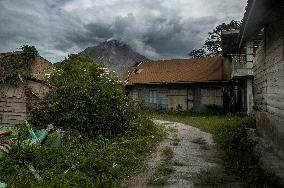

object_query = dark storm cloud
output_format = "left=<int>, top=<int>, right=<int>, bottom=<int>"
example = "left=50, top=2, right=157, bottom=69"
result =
left=0, top=0, right=247, bottom=62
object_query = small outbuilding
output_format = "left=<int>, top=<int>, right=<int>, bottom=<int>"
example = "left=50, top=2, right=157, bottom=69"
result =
left=124, top=56, right=230, bottom=112
left=0, top=50, right=53, bottom=127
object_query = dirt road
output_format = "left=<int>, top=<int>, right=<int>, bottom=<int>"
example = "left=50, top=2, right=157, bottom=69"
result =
left=123, top=120, right=242, bottom=188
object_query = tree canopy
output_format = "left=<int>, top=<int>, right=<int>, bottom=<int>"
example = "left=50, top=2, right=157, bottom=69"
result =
left=189, top=20, right=241, bottom=58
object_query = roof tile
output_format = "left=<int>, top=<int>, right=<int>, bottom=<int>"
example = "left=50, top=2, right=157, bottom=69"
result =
left=126, top=56, right=229, bottom=84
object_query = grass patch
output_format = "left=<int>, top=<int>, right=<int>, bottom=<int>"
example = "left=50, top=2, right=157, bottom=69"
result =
left=149, top=110, right=244, bottom=134
left=150, top=110, right=283, bottom=188
left=148, top=146, right=174, bottom=185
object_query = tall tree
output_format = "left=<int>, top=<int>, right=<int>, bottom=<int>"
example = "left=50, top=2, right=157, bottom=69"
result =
left=188, top=49, right=207, bottom=58
left=189, top=20, right=241, bottom=58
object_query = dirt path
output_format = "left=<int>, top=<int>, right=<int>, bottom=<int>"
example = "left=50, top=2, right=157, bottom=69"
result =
left=123, top=120, right=242, bottom=188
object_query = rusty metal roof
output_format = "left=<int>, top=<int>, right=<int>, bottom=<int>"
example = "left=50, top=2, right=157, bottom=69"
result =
left=125, top=56, right=229, bottom=84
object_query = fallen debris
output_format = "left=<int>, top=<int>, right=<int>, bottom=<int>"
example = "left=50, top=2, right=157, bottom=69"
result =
left=0, top=121, right=62, bottom=186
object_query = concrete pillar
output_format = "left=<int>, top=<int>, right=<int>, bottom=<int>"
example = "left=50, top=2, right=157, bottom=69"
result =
left=246, top=78, right=253, bottom=114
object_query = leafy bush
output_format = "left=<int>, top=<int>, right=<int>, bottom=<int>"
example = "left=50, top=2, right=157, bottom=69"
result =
left=0, top=45, right=38, bottom=84
left=32, top=54, right=133, bottom=137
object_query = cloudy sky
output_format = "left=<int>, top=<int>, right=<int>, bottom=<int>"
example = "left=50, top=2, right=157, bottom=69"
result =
left=0, top=0, right=247, bottom=62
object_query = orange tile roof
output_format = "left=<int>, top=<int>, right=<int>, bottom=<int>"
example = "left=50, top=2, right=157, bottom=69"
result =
left=126, top=56, right=229, bottom=84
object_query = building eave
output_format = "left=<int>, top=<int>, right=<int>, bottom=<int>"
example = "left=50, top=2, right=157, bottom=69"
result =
left=238, top=0, right=276, bottom=49
left=126, top=80, right=230, bottom=86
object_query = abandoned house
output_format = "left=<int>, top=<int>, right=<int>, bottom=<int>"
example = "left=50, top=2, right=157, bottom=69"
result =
left=124, top=56, right=230, bottom=111
left=0, top=51, right=53, bottom=127
left=236, top=0, right=284, bottom=158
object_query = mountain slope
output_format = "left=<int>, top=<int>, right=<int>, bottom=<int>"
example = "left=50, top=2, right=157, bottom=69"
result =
left=82, top=40, right=149, bottom=77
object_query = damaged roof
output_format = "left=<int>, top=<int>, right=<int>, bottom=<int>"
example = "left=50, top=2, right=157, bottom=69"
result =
left=125, top=56, right=229, bottom=85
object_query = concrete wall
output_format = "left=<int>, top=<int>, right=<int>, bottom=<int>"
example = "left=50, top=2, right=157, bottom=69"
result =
left=26, top=80, right=52, bottom=118
left=128, top=83, right=227, bottom=112
left=253, top=14, right=284, bottom=158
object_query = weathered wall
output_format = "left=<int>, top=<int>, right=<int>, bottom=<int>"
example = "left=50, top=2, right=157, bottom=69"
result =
left=168, top=89, right=187, bottom=110
left=0, top=84, right=27, bottom=126
left=0, top=80, right=52, bottom=127
left=200, top=88, right=223, bottom=106
left=26, top=80, right=52, bottom=118
left=30, top=56, right=53, bottom=81
left=253, top=14, right=284, bottom=158
left=128, top=83, right=228, bottom=111
left=128, top=85, right=168, bottom=109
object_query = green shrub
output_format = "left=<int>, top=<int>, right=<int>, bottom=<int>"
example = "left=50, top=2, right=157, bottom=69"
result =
left=214, top=118, right=283, bottom=188
left=32, top=54, right=133, bottom=137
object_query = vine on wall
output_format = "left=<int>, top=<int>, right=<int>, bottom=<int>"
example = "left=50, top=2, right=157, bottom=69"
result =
left=0, top=45, right=38, bottom=84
